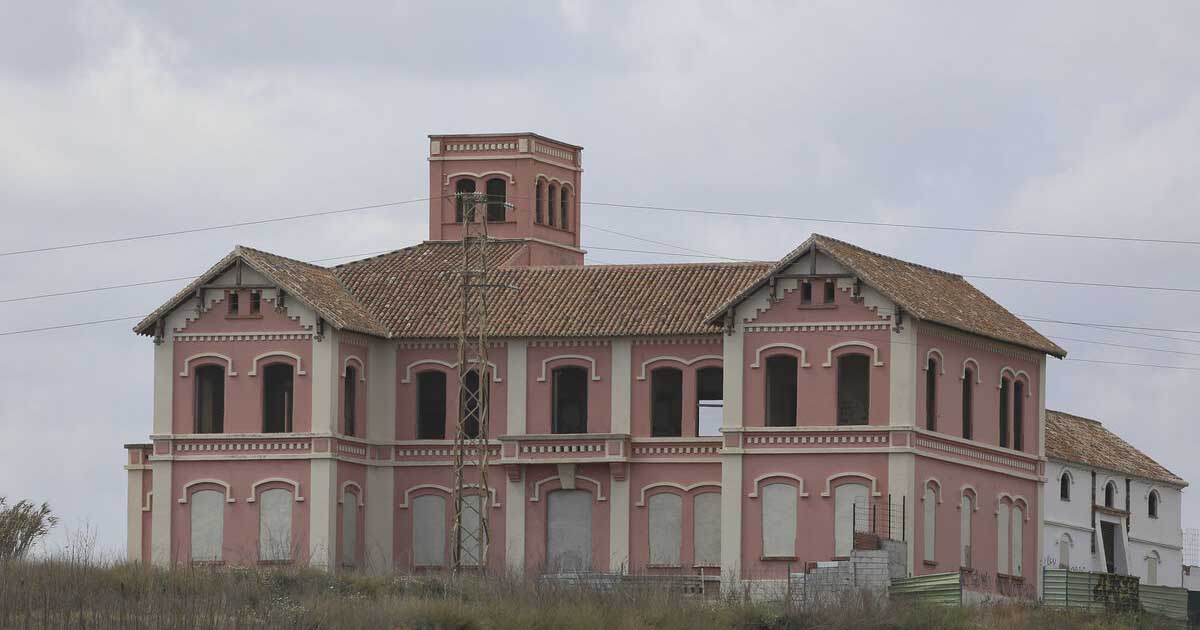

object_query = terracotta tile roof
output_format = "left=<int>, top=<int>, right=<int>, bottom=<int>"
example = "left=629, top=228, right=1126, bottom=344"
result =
left=706, top=234, right=1065, bottom=357
left=1046, top=409, right=1186, bottom=486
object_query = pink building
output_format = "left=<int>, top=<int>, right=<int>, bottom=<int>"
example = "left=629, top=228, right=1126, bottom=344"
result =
left=125, top=132, right=1065, bottom=596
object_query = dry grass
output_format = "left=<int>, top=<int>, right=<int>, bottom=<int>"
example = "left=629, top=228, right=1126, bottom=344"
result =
left=0, top=559, right=1179, bottom=630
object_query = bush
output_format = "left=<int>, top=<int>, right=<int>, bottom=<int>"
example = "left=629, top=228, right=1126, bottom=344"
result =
left=0, top=496, right=58, bottom=560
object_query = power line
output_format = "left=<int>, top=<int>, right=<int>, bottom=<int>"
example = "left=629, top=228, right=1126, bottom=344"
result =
left=1062, top=358, right=1200, bottom=372
left=583, top=223, right=740, bottom=260
left=584, top=201, right=1200, bottom=247
left=966, top=274, right=1200, bottom=295
left=1020, top=315, right=1200, bottom=337
left=0, top=316, right=141, bottom=337
left=584, top=245, right=730, bottom=259
left=1048, top=336, right=1200, bottom=358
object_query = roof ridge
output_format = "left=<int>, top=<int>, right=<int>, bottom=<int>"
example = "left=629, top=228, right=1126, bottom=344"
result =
left=522, top=261, right=772, bottom=271
left=237, top=244, right=329, bottom=271
left=812, top=233, right=962, bottom=279
left=330, top=243, right=425, bottom=270
left=1046, top=409, right=1103, bottom=425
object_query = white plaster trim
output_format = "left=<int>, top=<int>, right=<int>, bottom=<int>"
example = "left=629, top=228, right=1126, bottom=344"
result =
left=179, top=353, right=237, bottom=377
left=635, top=481, right=722, bottom=507
left=747, top=473, right=808, bottom=499
left=338, top=481, right=364, bottom=506
left=820, top=472, right=882, bottom=497
left=961, top=358, right=981, bottom=382
left=247, top=351, right=306, bottom=376
left=995, top=492, right=1030, bottom=518
left=924, top=349, right=945, bottom=374
left=529, top=475, right=606, bottom=502
left=635, top=355, right=722, bottom=380
left=142, top=491, right=153, bottom=512
left=536, top=355, right=601, bottom=382
left=1044, top=519, right=1094, bottom=533
left=1129, top=537, right=1182, bottom=550
left=444, top=170, right=515, bottom=185
left=923, top=477, right=944, bottom=503
left=535, top=173, right=567, bottom=186
left=397, top=483, right=500, bottom=508
left=749, top=343, right=811, bottom=369
left=400, top=359, right=501, bottom=383
left=342, top=356, right=366, bottom=381
left=246, top=478, right=305, bottom=502
left=178, top=479, right=235, bottom=503
left=822, top=341, right=884, bottom=367
left=958, top=485, right=980, bottom=511
left=998, top=367, right=1031, bottom=392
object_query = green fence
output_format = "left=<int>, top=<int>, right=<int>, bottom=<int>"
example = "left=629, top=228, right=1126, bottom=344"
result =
left=1043, top=568, right=1188, bottom=627
left=1139, top=584, right=1188, bottom=626
left=890, top=572, right=962, bottom=607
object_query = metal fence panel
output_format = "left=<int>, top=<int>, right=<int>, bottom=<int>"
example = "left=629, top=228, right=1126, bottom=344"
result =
left=890, top=572, right=962, bottom=607
left=1140, top=584, right=1188, bottom=626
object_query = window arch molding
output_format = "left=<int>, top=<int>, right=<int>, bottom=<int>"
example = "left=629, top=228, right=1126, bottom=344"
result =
left=397, top=483, right=499, bottom=509
left=636, top=355, right=722, bottom=380
left=178, top=479, right=235, bottom=504
left=246, top=478, right=305, bottom=502
left=529, top=475, right=606, bottom=503
left=400, top=359, right=501, bottom=383
left=747, top=473, right=808, bottom=499
left=822, top=341, right=884, bottom=368
left=342, top=356, right=366, bottom=381
left=247, top=352, right=306, bottom=376
left=998, top=367, right=1031, bottom=393
left=821, top=472, right=882, bottom=498
left=180, top=353, right=237, bottom=377
left=1103, top=480, right=1119, bottom=507
left=636, top=481, right=721, bottom=507
left=443, top=171, right=515, bottom=186
left=960, top=358, right=981, bottom=383
left=958, top=486, right=979, bottom=511
left=750, top=343, right=810, bottom=369
left=1147, top=488, right=1162, bottom=518
left=923, top=349, right=945, bottom=374
left=995, top=493, right=1030, bottom=519
left=536, top=355, right=601, bottom=382
left=338, top=481, right=364, bottom=506
left=922, top=478, right=944, bottom=504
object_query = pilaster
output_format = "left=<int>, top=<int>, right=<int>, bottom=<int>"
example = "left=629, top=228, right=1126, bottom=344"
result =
left=311, top=328, right=340, bottom=434
left=152, top=340, right=173, bottom=435
left=506, top=340, right=528, bottom=435
left=609, top=473, right=630, bottom=572
left=150, top=460, right=172, bottom=566
left=720, top=452, right=744, bottom=592
left=505, top=468, right=526, bottom=576
left=364, top=466, right=394, bottom=574
left=308, top=458, right=338, bottom=569
left=126, top=468, right=143, bottom=562
left=368, top=338, right=396, bottom=442
left=610, top=339, right=631, bottom=434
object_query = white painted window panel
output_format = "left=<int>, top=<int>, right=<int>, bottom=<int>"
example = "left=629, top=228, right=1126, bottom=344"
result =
left=1011, top=507, right=1023, bottom=577
left=342, top=491, right=358, bottom=566
left=997, top=503, right=1010, bottom=575
left=258, top=488, right=292, bottom=562
left=190, top=490, right=224, bottom=562
left=960, top=495, right=973, bottom=568
left=923, top=487, right=936, bottom=563
left=648, top=493, right=682, bottom=566
left=834, top=483, right=868, bottom=557
left=693, top=492, right=721, bottom=566
left=412, top=494, right=446, bottom=567
left=761, top=483, right=796, bottom=557
left=460, top=495, right=484, bottom=567
left=547, top=490, right=592, bottom=572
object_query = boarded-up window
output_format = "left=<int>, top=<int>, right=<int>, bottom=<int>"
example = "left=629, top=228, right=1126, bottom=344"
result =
left=997, top=503, right=1010, bottom=575
left=961, top=368, right=974, bottom=440
left=455, top=179, right=476, bottom=222
left=696, top=367, right=723, bottom=437
left=765, top=355, right=797, bottom=427
left=837, top=354, right=870, bottom=425
left=834, top=483, right=868, bottom=557
left=1012, top=380, right=1024, bottom=451
left=693, top=492, right=721, bottom=566
left=417, top=371, right=446, bottom=439
left=960, top=494, right=973, bottom=568
left=412, top=494, right=446, bottom=567
left=923, top=485, right=937, bottom=563
left=262, top=363, right=294, bottom=433
left=999, top=378, right=1011, bottom=448
left=458, top=494, right=485, bottom=567
left=1058, top=534, right=1071, bottom=569
left=761, top=483, right=796, bottom=558
left=485, top=178, right=506, bottom=222
left=648, top=493, right=682, bottom=566
left=1011, top=505, right=1023, bottom=577
left=552, top=367, right=588, bottom=434
left=258, top=488, right=292, bottom=562
left=344, top=366, right=358, bottom=437
left=342, top=491, right=358, bottom=567
left=194, top=365, right=225, bottom=434
left=190, top=489, right=224, bottom=563
left=546, top=489, right=591, bottom=572
left=925, top=358, right=937, bottom=431
left=650, top=368, right=683, bottom=437
left=1146, top=552, right=1159, bottom=585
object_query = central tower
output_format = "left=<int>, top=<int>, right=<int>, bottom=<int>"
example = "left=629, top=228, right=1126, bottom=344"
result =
left=428, top=132, right=585, bottom=266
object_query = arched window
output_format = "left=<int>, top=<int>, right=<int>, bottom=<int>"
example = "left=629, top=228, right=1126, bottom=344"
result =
left=693, top=492, right=721, bottom=567
left=194, top=364, right=225, bottom=434
left=460, top=368, right=487, bottom=439
left=560, top=186, right=570, bottom=229
left=552, top=366, right=588, bottom=434
left=535, top=179, right=544, bottom=224
left=262, top=363, right=294, bottom=433
left=455, top=179, right=476, bottom=222
left=412, top=494, right=446, bottom=568
left=1012, top=380, right=1025, bottom=451
left=341, top=489, right=358, bottom=567
left=1105, top=482, right=1117, bottom=508
left=960, top=493, right=973, bottom=568
left=764, top=355, right=797, bottom=427
left=485, top=178, right=506, bottom=222
left=1058, top=533, right=1072, bottom=569
left=837, top=354, right=870, bottom=426
left=998, top=377, right=1011, bottom=448
left=834, top=483, right=869, bottom=557
left=1011, top=505, right=1024, bottom=577
left=190, top=489, right=224, bottom=563
left=547, top=183, right=558, bottom=227
left=647, top=493, right=683, bottom=567
left=258, top=487, right=293, bottom=563
left=923, top=483, right=937, bottom=563
left=696, top=366, right=723, bottom=437
left=925, top=357, right=938, bottom=431
left=344, top=365, right=358, bottom=437
left=1146, top=551, right=1160, bottom=585
left=1060, top=472, right=1071, bottom=501
left=997, top=502, right=1010, bottom=575
left=458, top=494, right=485, bottom=567
left=761, top=483, right=796, bottom=558
left=546, top=489, right=592, bottom=572
left=650, top=367, right=683, bottom=437
left=961, top=368, right=974, bottom=439
left=416, top=371, right=447, bottom=439
left=1148, top=490, right=1160, bottom=518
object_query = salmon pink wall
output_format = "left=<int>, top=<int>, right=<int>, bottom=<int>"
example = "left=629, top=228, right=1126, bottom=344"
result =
left=177, top=293, right=310, bottom=334
left=338, top=342, right=368, bottom=437
left=627, top=462, right=722, bottom=573
left=140, top=468, right=153, bottom=562
left=745, top=280, right=889, bottom=325
left=394, top=345, right=509, bottom=439
left=523, top=463, right=610, bottom=573
left=630, top=341, right=723, bottom=438
left=526, top=345, right=612, bottom=434
left=392, top=467, right=507, bottom=572
left=173, top=339, right=312, bottom=434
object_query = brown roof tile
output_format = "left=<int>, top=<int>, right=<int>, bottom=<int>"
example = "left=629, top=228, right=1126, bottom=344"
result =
left=1046, top=409, right=1186, bottom=486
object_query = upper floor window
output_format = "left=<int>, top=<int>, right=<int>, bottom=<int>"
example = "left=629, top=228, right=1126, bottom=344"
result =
left=800, top=282, right=813, bottom=305
left=1148, top=490, right=1160, bottom=518
left=344, top=365, right=358, bottom=437
left=560, top=186, right=570, bottom=229
left=535, top=179, right=544, bottom=224
left=460, top=368, right=486, bottom=439
left=837, top=354, right=870, bottom=426
left=547, top=183, right=558, bottom=227
left=262, top=363, right=294, bottom=433
left=961, top=367, right=974, bottom=440
left=552, top=366, right=588, bottom=434
left=998, top=377, right=1011, bottom=448
left=416, top=371, right=446, bottom=440
left=764, top=355, right=797, bottom=427
left=650, top=367, right=683, bottom=437
left=1012, top=380, right=1025, bottom=451
left=697, top=366, right=723, bottom=437
left=485, top=178, right=506, bottom=222
left=925, top=357, right=938, bottom=431
left=1104, top=481, right=1117, bottom=508
left=1059, top=472, right=1071, bottom=501
left=824, top=280, right=836, bottom=304
left=194, top=364, right=225, bottom=434
left=227, top=291, right=240, bottom=316
left=250, top=290, right=262, bottom=315
left=455, top=179, right=476, bottom=222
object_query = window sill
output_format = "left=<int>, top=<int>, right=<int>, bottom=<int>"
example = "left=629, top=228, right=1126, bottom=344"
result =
left=535, top=222, right=573, bottom=233
left=257, top=559, right=292, bottom=566
left=760, top=556, right=798, bottom=562
left=225, top=314, right=264, bottom=320
left=797, top=303, right=838, bottom=310
left=646, top=564, right=682, bottom=569
left=922, top=560, right=938, bottom=567
left=693, top=564, right=721, bottom=570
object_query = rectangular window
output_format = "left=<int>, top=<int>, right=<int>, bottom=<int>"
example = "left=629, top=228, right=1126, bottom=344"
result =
left=800, top=281, right=813, bottom=304
left=765, top=355, right=798, bottom=427
left=250, top=290, right=261, bottom=315
left=344, top=366, right=357, bottom=437
left=761, top=483, right=796, bottom=557
left=962, top=370, right=974, bottom=440
left=262, top=363, right=294, bottom=433
left=1012, top=381, right=1024, bottom=451
left=650, top=368, right=683, bottom=437
left=824, top=279, right=836, bottom=304
left=552, top=367, right=588, bottom=434
left=416, top=371, right=447, bottom=440
left=696, top=367, right=723, bottom=437
left=999, top=379, right=1010, bottom=448
left=647, top=493, right=682, bottom=566
left=693, top=492, right=721, bottom=566
left=227, top=291, right=239, bottom=316
left=837, top=354, right=871, bottom=425
left=194, top=365, right=225, bottom=434
left=925, top=359, right=937, bottom=431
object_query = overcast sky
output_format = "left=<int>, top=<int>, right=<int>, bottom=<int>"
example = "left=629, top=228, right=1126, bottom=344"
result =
left=2, top=1, right=1198, bottom=557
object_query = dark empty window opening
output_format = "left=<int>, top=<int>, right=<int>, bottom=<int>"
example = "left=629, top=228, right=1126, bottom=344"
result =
left=925, top=358, right=938, bottom=431
left=999, top=378, right=1011, bottom=448
left=416, top=371, right=447, bottom=439
left=262, top=363, right=294, bottom=433
left=547, top=184, right=558, bottom=227
left=1104, top=482, right=1116, bottom=508
left=1060, top=473, right=1071, bottom=501
left=535, top=179, right=544, bottom=224
left=650, top=368, right=683, bottom=437
left=837, top=354, right=870, bottom=426
left=560, top=187, right=570, bottom=229
left=824, top=280, right=836, bottom=304
left=460, top=368, right=486, bottom=439
left=1148, top=491, right=1159, bottom=518
left=249, top=290, right=261, bottom=315
left=455, top=179, right=476, bottom=222
left=485, top=178, right=506, bottom=222
left=227, top=291, right=239, bottom=316
left=552, top=366, right=588, bottom=434
left=800, top=282, right=813, bottom=305
left=194, top=365, right=225, bottom=434
left=962, top=368, right=974, bottom=440
left=344, top=366, right=358, bottom=437
left=696, top=366, right=723, bottom=437
left=1012, top=381, right=1025, bottom=451
left=765, top=355, right=798, bottom=427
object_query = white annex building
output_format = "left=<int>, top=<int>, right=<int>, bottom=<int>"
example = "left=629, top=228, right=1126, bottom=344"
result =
left=1043, top=410, right=1188, bottom=587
